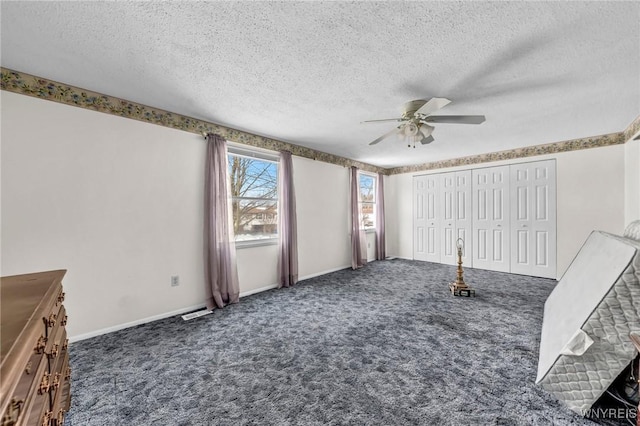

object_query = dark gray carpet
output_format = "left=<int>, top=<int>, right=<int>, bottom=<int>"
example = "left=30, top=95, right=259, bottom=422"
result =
left=65, top=259, right=606, bottom=425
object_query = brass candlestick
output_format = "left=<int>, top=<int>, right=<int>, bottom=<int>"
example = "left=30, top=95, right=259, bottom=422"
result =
left=449, top=238, right=475, bottom=297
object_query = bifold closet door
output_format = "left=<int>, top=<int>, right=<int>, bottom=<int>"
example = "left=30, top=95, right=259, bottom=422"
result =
left=440, top=171, right=472, bottom=266
left=472, top=166, right=510, bottom=272
left=413, top=174, right=440, bottom=262
left=510, top=160, right=557, bottom=278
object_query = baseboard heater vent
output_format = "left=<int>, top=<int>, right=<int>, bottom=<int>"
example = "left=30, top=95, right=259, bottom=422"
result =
left=182, top=309, right=212, bottom=321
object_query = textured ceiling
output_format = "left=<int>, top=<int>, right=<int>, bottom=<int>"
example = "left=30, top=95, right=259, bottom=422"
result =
left=1, top=1, right=639, bottom=168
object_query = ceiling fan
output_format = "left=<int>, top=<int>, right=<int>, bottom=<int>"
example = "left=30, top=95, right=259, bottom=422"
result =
left=363, top=98, right=485, bottom=147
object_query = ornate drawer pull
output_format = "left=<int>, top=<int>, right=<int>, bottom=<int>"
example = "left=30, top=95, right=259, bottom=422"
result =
left=64, top=367, right=71, bottom=381
left=25, top=360, right=33, bottom=375
left=61, top=315, right=68, bottom=327
left=1, top=398, right=24, bottom=426
left=48, top=343, right=59, bottom=359
left=57, top=291, right=65, bottom=304
left=38, top=373, right=50, bottom=395
left=43, top=313, right=57, bottom=328
left=34, top=336, right=46, bottom=354
left=40, top=411, right=51, bottom=426
left=56, top=409, right=65, bottom=425
left=51, top=373, right=61, bottom=391
left=62, top=338, right=69, bottom=352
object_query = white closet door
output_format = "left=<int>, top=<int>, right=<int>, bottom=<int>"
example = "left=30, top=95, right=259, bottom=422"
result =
left=413, top=174, right=440, bottom=262
left=440, top=171, right=472, bottom=266
left=510, top=160, right=557, bottom=278
left=472, top=166, right=510, bottom=272
left=413, top=176, right=427, bottom=261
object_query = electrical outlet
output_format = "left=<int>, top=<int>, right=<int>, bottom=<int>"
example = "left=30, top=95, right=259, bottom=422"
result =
left=171, top=275, right=180, bottom=287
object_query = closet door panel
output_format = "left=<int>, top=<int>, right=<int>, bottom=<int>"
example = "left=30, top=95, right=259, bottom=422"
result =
left=414, top=174, right=443, bottom=263
left=472, top=166, right=510, bottom=272
left=473, top=169, right=491, bottom=270
left=413, top=176, right=427, bottom=261
left=423, top=175, right=441, bottom=263
left=492, top=168, right=510, bottom=272
left=440, top=173, right=457, bottom=265
left=510, top=160, right=556, bottom=278
left=440, top=170, right=472, bottom=266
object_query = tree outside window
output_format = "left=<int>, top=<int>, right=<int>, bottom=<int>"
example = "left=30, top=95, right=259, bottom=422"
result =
left=228, top=153, right=278, bottom=242
left=359, top=173, right=376, bottom=229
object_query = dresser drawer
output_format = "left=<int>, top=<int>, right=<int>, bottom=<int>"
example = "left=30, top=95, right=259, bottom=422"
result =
left=1, top=351, right=48, bottom=426
left=44, top=308, right=66, bottom=371
left=40, top=286, right=64, bottom=341
left=48, top=330, right=67, bottom=397
left=49, top=352, right=70, bottom=426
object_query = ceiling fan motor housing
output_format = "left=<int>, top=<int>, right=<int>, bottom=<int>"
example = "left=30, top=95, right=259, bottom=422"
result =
left=402, top=99, right=427, bottom=119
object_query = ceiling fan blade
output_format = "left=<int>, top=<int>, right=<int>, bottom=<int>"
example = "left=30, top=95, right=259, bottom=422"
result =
left=423, top=115, right=486, bottom=124
left=420, top=135, right=435, bottom=145
left=415, top=98, right=451, bottom=117
left=361, top=118, right=403, bottom=124
left=369, top=127, right=401, bottom=145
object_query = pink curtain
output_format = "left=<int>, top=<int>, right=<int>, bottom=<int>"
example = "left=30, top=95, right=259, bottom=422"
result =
left=204, top=134, right=240, bottom=309
left=375, top=173, right=386, bottom=260
left=277, top=151, right=298, bottom=288
left=350, top=166, right=367, bottom=269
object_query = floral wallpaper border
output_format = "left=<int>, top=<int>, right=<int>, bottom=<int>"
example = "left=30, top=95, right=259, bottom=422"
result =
left=623, top=114, right=640, bottom=141
left=0, top=68, right=385, bottom=175
left=387, top=131, right=627, bottom=175
left=2, top=67, right=637, bottom=177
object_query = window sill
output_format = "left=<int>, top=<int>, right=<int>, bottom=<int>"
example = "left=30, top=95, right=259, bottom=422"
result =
left=235, top=239, right=278, bottom=249
left=365, top=228, right=376, bottom=234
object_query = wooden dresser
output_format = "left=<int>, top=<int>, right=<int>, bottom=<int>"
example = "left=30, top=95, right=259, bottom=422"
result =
left=1, top=270, right=71, bottom=426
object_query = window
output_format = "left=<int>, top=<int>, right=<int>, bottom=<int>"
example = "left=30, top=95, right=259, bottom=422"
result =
left=358, top=172, right=376, bottom=230
left=228, top=147, right=279, bottom=245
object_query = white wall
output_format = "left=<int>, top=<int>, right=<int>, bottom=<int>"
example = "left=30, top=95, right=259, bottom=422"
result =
left=384, top=172, right=413, bottom=260
left=1, top=92, right=353, bottom=339
left=386, top=144, right=627, bottom=279
left=625, top=138, right=640, bottom=226
left=235, top=244, right=279, bottom=295
left=2, top=91, right=207, bottom=338
left=294, top=156, right=351, bottom=276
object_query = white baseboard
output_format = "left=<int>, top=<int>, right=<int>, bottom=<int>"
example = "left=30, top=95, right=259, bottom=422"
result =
left=299, top=265, right=351, bottom=281
left=239, top=283, right=278, bottom=298
left=69, top=265, right=353, bottom=343
left=69, top=303, right=205, bottom=343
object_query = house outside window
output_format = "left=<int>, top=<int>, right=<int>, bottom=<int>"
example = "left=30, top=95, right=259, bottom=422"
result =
left=358, top=172, right=376, bottom=230
left=228, top=146, right=279, bottom=246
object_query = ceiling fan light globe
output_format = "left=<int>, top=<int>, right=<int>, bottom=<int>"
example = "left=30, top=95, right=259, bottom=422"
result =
left=420, top=124, right=435, bottom=138
left=404, top=122, right=418, bottom=137
left=420, top=136, right=433, bottom=145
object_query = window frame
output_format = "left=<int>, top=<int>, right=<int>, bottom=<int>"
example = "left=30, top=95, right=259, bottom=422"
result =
left=227, top=145, right=280, bottom=248
left=358, top=171, right=377, bottom=231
